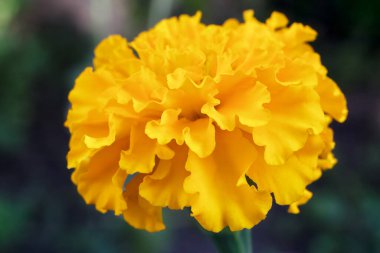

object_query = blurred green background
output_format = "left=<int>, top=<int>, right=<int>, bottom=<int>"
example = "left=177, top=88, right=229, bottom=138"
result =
left=0, top=0, right=379, bottom=252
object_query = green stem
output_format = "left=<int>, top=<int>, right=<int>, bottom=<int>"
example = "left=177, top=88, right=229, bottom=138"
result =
left=208, top=229, right=253, bottom=253
left=242, top=229, right=253, bottom=253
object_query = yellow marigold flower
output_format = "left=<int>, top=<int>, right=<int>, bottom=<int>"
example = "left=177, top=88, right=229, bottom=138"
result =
left=65, top=10, right=347, bottom=233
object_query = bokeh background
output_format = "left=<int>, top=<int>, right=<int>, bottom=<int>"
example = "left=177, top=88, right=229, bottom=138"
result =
left=1, top=0, right=379, bottom=252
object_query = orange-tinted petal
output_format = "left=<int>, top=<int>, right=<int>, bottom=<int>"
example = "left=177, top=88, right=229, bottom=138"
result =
left=202, top=76, right=270, bottom=131
left=140, top=145, right=193, bottom=209
left=94, top=35, right=135, bottom=70
left=145, top=109, right=185, bottom=145
left=318, top=123, right=338, bottom=170
left=247, top=147, right=316, bottom=205
left=317, top=76, right=348, bottom=123
left=65, top=68, right=115, bottom=128
left=146, top=110, right=216, bottom=158
left=123, top=175, right=165, bottom=232
left=119, top=125, right=174, bottom=174
left=253, top=83, right=324, bottom=165
left=183, top=118, right=216, bottom=158
left=276, top=59, right=318, bottom=87
left=288, top=190, right=313, bottom=214
left=266, top=11, right=288, bottom=30
left=184, top=129, right=272, bottom=232
left=73, top=141, right=128, bottom=215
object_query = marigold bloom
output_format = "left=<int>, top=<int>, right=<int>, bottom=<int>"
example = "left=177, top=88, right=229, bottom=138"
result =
left=65, top=10, right=347, bottom=232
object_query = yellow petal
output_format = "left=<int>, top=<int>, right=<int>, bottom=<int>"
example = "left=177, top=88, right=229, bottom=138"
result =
left=243, top=10, right=256, bottom=23
left=145, top=109, right=185, bottom=145
left=276, top=59, right=318, bottom=87
left=183, top=118, right=216, bottom=158
left=247, top=147, right=316, bottom=205
left=317, top=76, right=348, bottom=123
left=65, top=68, right=114, bottom=128
left=123, top=67, right=167, bottom=113
left=319, top=152, right=337, bottom=170
left=131, top=12, right=203, bottom=54
left=73, top=141, right=128, bottom=215
left=67, top=132, right=89, bottom=169
left=167, top=68, right=188, bottom=89
left=163, top=75, right=215, bottom=119
left=223, top=18, right=240, bottom=29
left=280, top=23, right=317, bottom=45
left=67, top=110, right=130, bottom=169
left=288, top=190, right=313, bottom=214
left=296, top=134, right=325, bottom=170
left=222, top=80, right=270, bottom=128
left=266, top=11, right=288, bottom=30
left=123, top=175, right=165, bottom=232
left=83, top=114, right=124, bottom=149
left=318, top=124, right=337, bottom=170
left=146, top=110, right=216, bottom=158
left=202, top=76, right=270, bottom=131
left=66, top=111, right=107, bottom=168
left=119, top=125, right=174, bottom=174
left=94, top=35, right=135, bottom=70
left=140, top=145, right=193, bottom=209
left=165, top=49, right=206, bottom=84
left=184, top=129, right=272, bottom=232
left=252, top=82, right=324, bottom=165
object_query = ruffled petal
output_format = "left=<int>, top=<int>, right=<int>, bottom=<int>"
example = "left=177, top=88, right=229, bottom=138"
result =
left=146, top=110, right=216, bottom=158
left=266, top=11, right=288, bottom=30
left=296, top=134, right=325, bottom=170
left=66, top=116, right=105, bottom=168
left=67, top=132, right=90, bottom=169
left=145, top=109, right=185, bottom=145
left=94, top=35, right=136, bottom=70
left=317, top=76, right=348, bottom=123
left=318, top=123, right=337, bottom=170
left=247, top=147, right=316, bottom=205
left=165, top=49, right=206, bottom=83
left=132, top=12, right=203, bottom=53
left=123, top=68, right=167, bottom=113
left=183, top=118, right=216, bottom=158
left=119, top=125, right=174, bottom=174
left=65, top=68, right=115, bottom=128
left=279, top=23, right=317, bottom=45
left=73, top=141, right=128, bottom=215
left=140, top=145, right=193, bottom=209
left=319, top=152, right=337, bottom=170
left=243, top=10, right=257, bottom=23
left=202, top=76, right=270, bottom=131
left=252, top=80, right=325, bottom=165
left=276, top=59, right=318, bottom=87
left=123, top=175, right=165, bottom=232
left=83, top=114, right=126, bottom=149
left=184, top=129, right=272, bottom=232
left=288, top=189, right=313, bottom=214
left=163, top=74, right=215, bottom=119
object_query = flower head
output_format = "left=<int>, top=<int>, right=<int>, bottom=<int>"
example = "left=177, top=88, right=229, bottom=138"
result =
left=65, top=10, right=347, bottom=232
